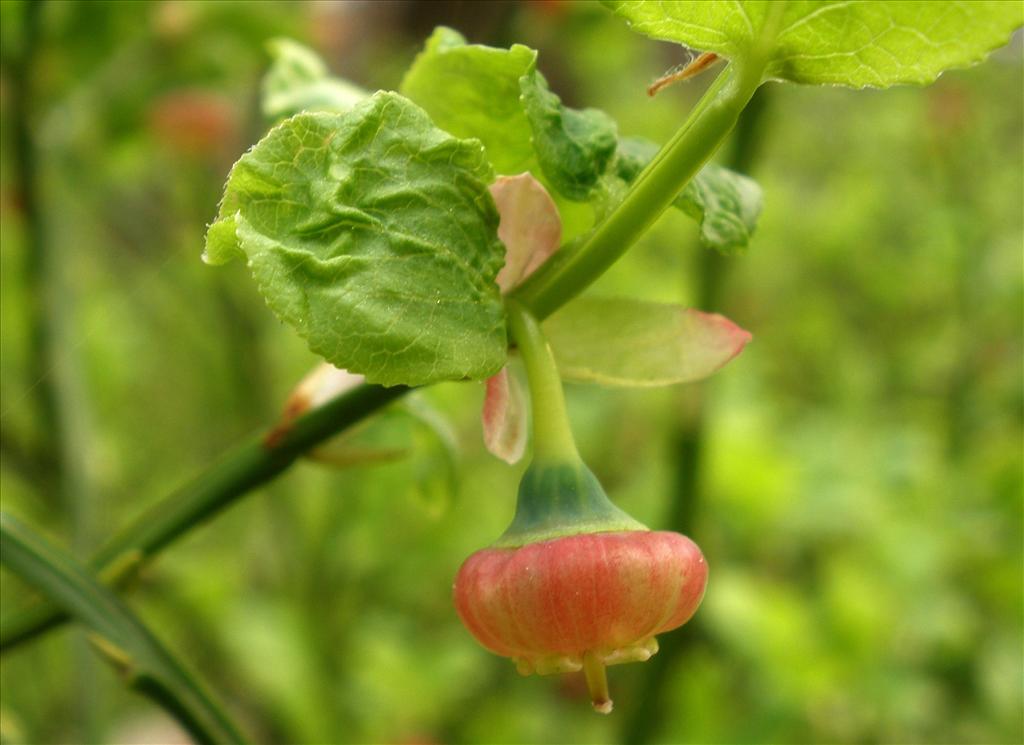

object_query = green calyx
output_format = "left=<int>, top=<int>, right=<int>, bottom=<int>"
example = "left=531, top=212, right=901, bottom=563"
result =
left=492, top=459, right=647, bottom=548
left=497, top=302, right=647, bottom=548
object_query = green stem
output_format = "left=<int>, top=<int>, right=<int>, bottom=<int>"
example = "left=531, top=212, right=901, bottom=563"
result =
left=0, top=513, right=247, bottom=745
left=583, top=652, right=613, bottom=715
left=9, top=0, right=60, bottom=505
left=510, top=59, right=765, bottom=320
left=506, top=301, right=579, bottom=463
left=1, top=382, right=408, bottom=651
left=496, top=303, right=644, bottom=547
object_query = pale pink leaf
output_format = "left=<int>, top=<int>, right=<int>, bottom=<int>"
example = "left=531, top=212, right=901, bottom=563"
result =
left=542, top=297, right=752, bottom=387
left=489, top=173, right=562, bottom=292
left=482, top=367, right=528, bottom=464
left=270, top=362, right=389, bottom=466
left=284, top=362, right=365, bottom=419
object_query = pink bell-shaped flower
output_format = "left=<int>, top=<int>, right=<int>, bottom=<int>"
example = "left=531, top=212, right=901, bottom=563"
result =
left=455, top=529, right=707, bottom=713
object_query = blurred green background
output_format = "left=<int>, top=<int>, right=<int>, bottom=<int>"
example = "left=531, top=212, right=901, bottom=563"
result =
left=1, top=2, right=1021, bottom=744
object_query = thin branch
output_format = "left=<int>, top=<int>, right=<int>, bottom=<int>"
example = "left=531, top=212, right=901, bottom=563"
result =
left=1, top=382, right=409, bottom=651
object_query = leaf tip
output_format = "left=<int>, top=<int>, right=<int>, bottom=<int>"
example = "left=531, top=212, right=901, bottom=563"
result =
left=706, top=311, right=752, bottom=354
left=202, top=214, right=242, bottom=266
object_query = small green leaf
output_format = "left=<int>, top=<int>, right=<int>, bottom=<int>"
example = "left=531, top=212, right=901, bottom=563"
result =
left=520, top=69, right=619, bottom=201
left=400, top=26, right=538, bottom=175
left=262, top=38, right=367, bottom=119
left=676, top=163, right=762, bottom=255
left=544, top=296, right=751, bottom=387
left=604, top=1, right=1023, bottom=89
left=205, top=92, right=508, bottom=387
left=612, top=136, right=660, bottom=184
left=614, top=137, right=762, bottom=254
left=399, top=27, right=599, bottom=240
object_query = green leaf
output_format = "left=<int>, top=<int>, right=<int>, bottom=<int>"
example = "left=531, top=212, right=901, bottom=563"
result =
left=520, top=68, right=619, bottom=201
left=544, top=297, right=751, bottom=387
left=614, top=137, right=762, bottom=254
left=400, top=26, right=538, bottom=175
left=262, top=38, right=367, bottom=119
left=677, top=163, right=762, bottom=255
left=612, top=136, right=661, bottom=184
left=399, top=27, right=600, bottom=240
left=205, top=92, right=508, bottom=387
left=603, top=1, right=1024, bottom=89
left=0, top=513, right=246, bottom=745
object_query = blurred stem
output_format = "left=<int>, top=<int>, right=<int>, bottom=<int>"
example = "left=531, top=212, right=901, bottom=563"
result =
left=0, top=512, right=247, bottom=745
left=621, top=86, right=773, bottom=745
left=11, top=1, right=49, bottom=431
left=9, top=0, right=59, bottom=499
left=2, top=49, right=770, bottom=656
left=10, top=3, right=103, bottom=740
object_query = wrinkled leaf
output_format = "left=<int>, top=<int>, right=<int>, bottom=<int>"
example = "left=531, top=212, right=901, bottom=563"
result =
left=262, top=38, right=366, bottom=119
left=676, top=163, right=762, bottom=255
left=544, top=296, right=751, bottom=387
left=489, top=173, right=563, bottom=292
left=400, top=26, right=538, bottom=175
left=520, top=69, right=619, bottom=201
left=615, top=137, right=762, bottom=254
left=482, top=367, right=528, bottom=464
left=613, top=136, right=660, bottom=184
left=604, top=1, right=1023, bottom=89
left=399, top=27, right=599, bottom=240
left=205, top=92, right=508, bottom=387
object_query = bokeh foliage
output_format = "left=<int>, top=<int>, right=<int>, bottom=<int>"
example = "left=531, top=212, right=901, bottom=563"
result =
left=1, top=2, right=1021, bottom=744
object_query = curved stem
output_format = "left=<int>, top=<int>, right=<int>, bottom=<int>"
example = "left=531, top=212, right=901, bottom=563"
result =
left=511, top=59, right=766, bottom=320
left=506, top=301, right=579, bottom=463
left=0, top=513, right=247, bottom=744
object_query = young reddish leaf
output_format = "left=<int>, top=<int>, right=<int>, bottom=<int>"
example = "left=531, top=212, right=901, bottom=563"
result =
left=490, top=173, right=562, bottom=292
left=284, top=362, right=365, bottom=419
left=479, top=174, right=559, bottom=464
left=275, top=363, right=407, bottom=466
left=482, top=367, right=528, bottom=464
left=543, top=297, right=751, bottom=387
